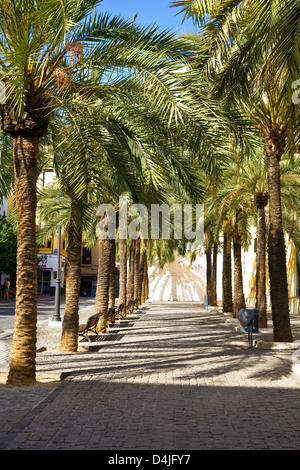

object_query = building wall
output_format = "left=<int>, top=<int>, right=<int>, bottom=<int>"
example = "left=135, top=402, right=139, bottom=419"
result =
left=38, top=231, right=67, bottom=295
left=149, top=254, right=207, bottom=302
left=148, top=236, right=300, bottom=316
left=80, top=243, right=100, bottom=297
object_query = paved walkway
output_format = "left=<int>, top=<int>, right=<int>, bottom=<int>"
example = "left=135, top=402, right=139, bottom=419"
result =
left=0, top=301, right=299, bottom=451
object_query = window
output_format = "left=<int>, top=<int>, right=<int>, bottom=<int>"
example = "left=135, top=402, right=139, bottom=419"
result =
left=82, top=247, right=92, bottom=264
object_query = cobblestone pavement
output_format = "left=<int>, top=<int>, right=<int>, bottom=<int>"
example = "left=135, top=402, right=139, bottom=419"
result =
left=0, top=301, right=299, bottom=451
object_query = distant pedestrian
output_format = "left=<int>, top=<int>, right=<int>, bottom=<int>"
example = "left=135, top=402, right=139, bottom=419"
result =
left=4, top=279, right=10, bottom=300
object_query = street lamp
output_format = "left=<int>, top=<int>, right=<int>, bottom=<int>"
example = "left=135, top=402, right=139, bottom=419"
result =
left=52, top=226, right=62, bottom=322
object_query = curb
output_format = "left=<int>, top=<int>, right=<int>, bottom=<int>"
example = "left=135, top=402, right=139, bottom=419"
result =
left=254, top=340, right=300, bottom=350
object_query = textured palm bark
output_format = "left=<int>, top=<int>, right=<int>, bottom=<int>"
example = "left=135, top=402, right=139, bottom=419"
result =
left=265, top=129, right=293, bottom=341
left=144, top=252, right=149, bottom=301
left=108, top=238, right=116, bottom=322
left=233, top=234, right=246, bottom=317
left=7, top=135, right=39, bottom=385
left=222, top=231, right=233, bottom=313
left=205, top=232, right=212, bottom=299
left=133, top=238, right=141, bottom=308
left=60, top=206, right=82, bottom=352
left=140, top=249, right=146, bottom=304
left=118, top=238, right=127, bottom=317
left=211, top=243, right=218, bottom=306
left=95, top=238, right=111, bottom=333
left=127, top=239, right=135, bottom=312
left=254, top=194, right=268, bottom=328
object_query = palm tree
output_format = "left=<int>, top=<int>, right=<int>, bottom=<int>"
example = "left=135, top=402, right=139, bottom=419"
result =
left=0, top=0, right=101, bottom=385
left=118, top=236, right=128, bottom=316
left=95, top=238, right=113, bottom=332
left=133, top=237, right=141, bottom=308
left=232, top=208, right=246, bottom=316
left=203, top=194, right=222, bottom=307
left=215, top=161, right=253, bottom=317
left=127, top=238, right=136, bottom=313
left=222, top=225, right=233, bottom=313
left=139, top=241, right=149, bottom=304
left=173, top=0, right=300, bottom=341
left=37, top=177, right=94, bottom=353
left=2, top=0, right=218, bottom=384
left=205, top=229, right=213, bottom=301
left=253, top=190, right=268, bottom=327
left=60, top=197, right=84, bottom=350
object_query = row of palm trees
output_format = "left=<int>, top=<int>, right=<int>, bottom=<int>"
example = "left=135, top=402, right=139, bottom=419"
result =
left=176, top=0, right=300, bottom=342
left=202, top=153, right=300, bottom=327
left=0, top=0, right=223, bottom=385
left=0, top=0, right=299, bottom=386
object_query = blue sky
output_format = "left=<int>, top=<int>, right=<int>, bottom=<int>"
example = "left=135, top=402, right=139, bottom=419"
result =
left=99, top=0, right=196, bottom=33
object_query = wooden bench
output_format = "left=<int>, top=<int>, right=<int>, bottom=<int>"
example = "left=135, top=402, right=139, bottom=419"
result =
left=107, top=307, right=115, bottom=323
left=79, top=308, right=119, bottom=341
left=79, top=303, right=137, bottom=341
left=126, top=299, right=134, bottom=313
left=115, top=303, right=126, bottom=320
left=78, top=314, right=101, bottom=342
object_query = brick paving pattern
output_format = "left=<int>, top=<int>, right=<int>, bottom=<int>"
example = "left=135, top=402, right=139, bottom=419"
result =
left=0, top=301, right=299, bottom=450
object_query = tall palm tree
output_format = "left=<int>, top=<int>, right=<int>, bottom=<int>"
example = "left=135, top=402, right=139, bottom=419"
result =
left=232, top=208, right=246, bottom=316
left=127, top=238, right=136, bottom=313
left=118, top=236, right=128, bottom=316
left=0, top=0, right=102, bottom=385
left=222, top=225, right=233, bottom=313
left=253, top=190, right=268, bottom=327
left=2, top=0, right=217, bottom=384
left=37, top=178, right=94, bottom=352
left=203, top=192, right=222, bottom=307
left=215, top=161, right=253, bottom=316
left=94, top=238, right=113, bottom=332
left=173, top=0, right=300, bottom=341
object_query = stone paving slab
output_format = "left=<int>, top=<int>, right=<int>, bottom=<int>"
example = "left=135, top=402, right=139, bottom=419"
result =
left=0, top=302, right=299, bottom=451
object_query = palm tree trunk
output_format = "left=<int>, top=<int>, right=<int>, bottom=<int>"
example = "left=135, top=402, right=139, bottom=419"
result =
left=127, top=238, right=135, bottom=312
left=95, top=238, right=111, bottom=333
left=118, top=237, right=127, bottom=316
left=134, top=238, right=141, bottom=308
left=205, top=232, right=212, bottom=299
left=140, top=248, right=147, bottom=304
left=108, top=238, right=116, bottom=322
left=211, top=243, right=218, bottom=306
left=60, top=205, right=82, bottom=352
left=144, top=252, right=149, bottom=301
left=222, top=231, right=233, bottom=313
left=7, top=134, right=39, bottom=386
left=265, top=129, right=293, bottom=342
left=140, top=247, right=147, bottom=304
left=254, top=194, right=268, bottom=328
left=233, top=234, right=246, bottom=317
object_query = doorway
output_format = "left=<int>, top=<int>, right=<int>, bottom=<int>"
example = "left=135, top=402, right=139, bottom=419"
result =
left=38, top=270, right=51, bottom=294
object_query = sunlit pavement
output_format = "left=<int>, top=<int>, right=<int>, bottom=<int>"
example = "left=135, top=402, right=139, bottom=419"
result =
left=0, top=301, right=299, bottom=450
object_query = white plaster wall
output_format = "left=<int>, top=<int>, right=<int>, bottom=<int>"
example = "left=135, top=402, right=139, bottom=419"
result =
left=38, top=254, right=65, bottom=287
left=149, top=254, right=207, bottom=302
left=148, top=243, right=256, bottom=303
